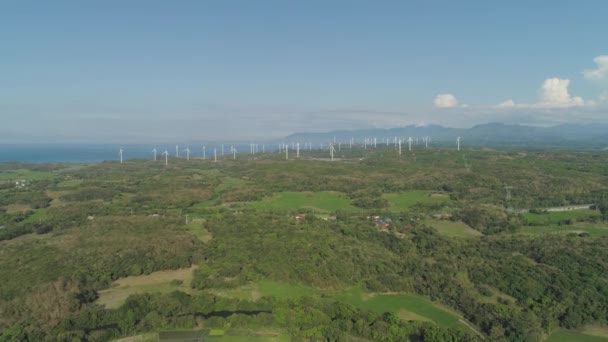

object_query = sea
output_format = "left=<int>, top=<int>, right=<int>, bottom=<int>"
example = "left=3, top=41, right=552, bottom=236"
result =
left=0, top=144, right=279, bottom=163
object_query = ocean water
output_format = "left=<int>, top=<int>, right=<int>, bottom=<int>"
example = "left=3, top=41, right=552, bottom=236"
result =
left=0, top=144, right=278, bottom=163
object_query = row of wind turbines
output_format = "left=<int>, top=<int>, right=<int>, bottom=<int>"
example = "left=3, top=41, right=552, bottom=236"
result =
left=118, top=136, right=463, bottom=164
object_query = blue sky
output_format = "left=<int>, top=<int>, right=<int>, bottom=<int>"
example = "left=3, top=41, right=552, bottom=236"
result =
left=1, top=0, right=607, bottom=142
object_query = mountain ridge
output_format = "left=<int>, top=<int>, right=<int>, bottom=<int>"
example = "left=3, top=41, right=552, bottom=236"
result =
left=284, top=122, right=608, bottom=149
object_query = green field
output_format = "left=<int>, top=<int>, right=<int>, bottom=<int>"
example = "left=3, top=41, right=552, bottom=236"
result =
left=335, top=287, right=477, bottom=334
left=523, top=209, right=600, bottom=225
left=258, top=280, right=320, bottom=299
left=21, top=208, right=48, bottom=224
left=518, top=224, right=608, bottom=237
left=421, top=219, right=482, bottom=238
left=384, top=191, right=450, bottom=210
left=212, top=280, right=476, bottom=334
left=250, top=191, right=356, bottom=212
left=118, top=329, right=290, bottom=342
left=185, top=221, right=213, bottom=242
left=0, top=169, right=56, bottom=181
left=96, top=266, right=198, bottom=309
left=548, top=330, right=608, bottom=342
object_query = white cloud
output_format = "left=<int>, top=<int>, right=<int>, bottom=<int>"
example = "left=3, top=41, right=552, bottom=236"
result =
left=434, top=94, right=459, bottom=108
left=496, top=99, right=515, bottom=108
left=583, top=55, right=608, bottom=80
left=537, top=78, right=584, bottom=108
left=495, top=78, right=584, bottom=109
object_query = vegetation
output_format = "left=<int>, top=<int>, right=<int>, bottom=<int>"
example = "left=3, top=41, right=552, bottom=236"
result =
left=2, top=148, right=608, bottom=341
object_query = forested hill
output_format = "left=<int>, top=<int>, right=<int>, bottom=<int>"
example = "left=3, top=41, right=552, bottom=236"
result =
left=285, top=122, right=608, bottom=149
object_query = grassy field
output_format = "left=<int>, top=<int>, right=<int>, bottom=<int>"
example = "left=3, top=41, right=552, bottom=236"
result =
left=214, top=281, right=477, bottom=335
left=96, top=265, right=198, bottom=309
left=518, top=224, right=608, bottom=237
left=548, top=330, right=608, bottom=342
left=116, top=329, right=290, bottom=342
left=250, top=191, right=356, bottom=212
left=523, top=209, right=601, bottom=225
left=0, top=169, right=56, bottom=181
left=421, top=219, right=482, bottom=238
left=21, top=207, right=48, bottom=224
left=185, top=221, right=213, bottom=242
left=335, top=287, right=477, bottom=334
left=384, top=191, right=450, bottom=210
left=258, top=280, right=320, bottom=298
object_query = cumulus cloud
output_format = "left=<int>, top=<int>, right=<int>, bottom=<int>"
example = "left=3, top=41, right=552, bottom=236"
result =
left=583, top=55, right=608, bottom=80
left=537, top=78, right=584, bottom=107
left=433, top=94, right=459, bottom=108
left=495, top=78, right=584, bottom=109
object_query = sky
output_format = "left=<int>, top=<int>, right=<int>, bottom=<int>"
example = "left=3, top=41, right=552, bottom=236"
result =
left=1, top=0, right=607, bottom=143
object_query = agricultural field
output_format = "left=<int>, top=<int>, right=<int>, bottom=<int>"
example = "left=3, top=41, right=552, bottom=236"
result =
left=523, top=209, right=601, bottom=226
left=96, top=265, right=199, bottom=309
left=384, top=191, right=451, bottom=210
left=518, top=223, right=608, bottom=237
left=0, top=168, right=56, bottom=181
left=249, top=191, right=356, bottom=212
left=548, top=330, right=608, bottom=342
left=420, top=219, right=482, bottom=238
left=335, top=287, right=478, bottom=335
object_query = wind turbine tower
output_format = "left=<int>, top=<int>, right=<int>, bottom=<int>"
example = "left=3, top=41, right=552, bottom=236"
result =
left=162, top=149, right=169, bottom=165
left=330, top=144, right=336, bottom=161
left=119, top=148, right=123, bottom=164
left=457, top=136, right=461, bottom=151
left=203, top=146, right=206, bottom=160
left=175, top=145, right=179, bottom=158
left=408, top=137, right=413, bottom=151
left=398, top=139, right=402, bottom=155
left=285, top=144, right=289, bottom=160
left=296, top=143, right=300, bottom=158
left=214, top=148, right=217, bottom=162
left=184, top=147, right=190, bottom=160
left=152, top=147, right=157, bottom=161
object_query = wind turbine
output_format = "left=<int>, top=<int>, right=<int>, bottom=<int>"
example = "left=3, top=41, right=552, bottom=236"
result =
left=398, top=139, right=402, bottom=155
left=183, top=147, right=190, bottom=160
left=408, top=137, right=413, bottom=151
left=232, top=145, right=237, bottom=160
left=330, top=144, right=336, bottom=161
left=202, top=146, right=206, bottom=160
left=457, top=136, right=461, bottom=151
left=296, top=142, right=300, bottom=158
left=152, top=147, right=157, bottom=161
left=162, top=149, right=169, bottom=165
left=285, top=144, right=289, bottom=160
left=175, top=145, right=179, bottom=158
left=214, top=148, right=217, bottom=162
left=119, top=148, right=123, bottom=164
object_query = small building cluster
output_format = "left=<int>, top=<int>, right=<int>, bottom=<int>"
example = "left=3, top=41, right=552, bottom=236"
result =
left=14, top=179, right=29, bottom=189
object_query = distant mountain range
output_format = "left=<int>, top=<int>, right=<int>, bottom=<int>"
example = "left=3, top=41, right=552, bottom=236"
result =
left=284, top=123, right=608, bottom=150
